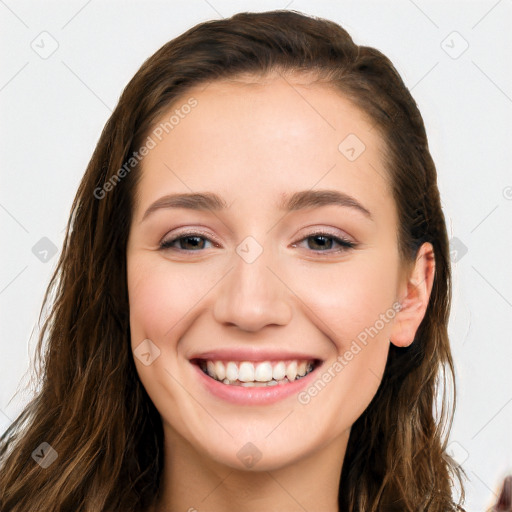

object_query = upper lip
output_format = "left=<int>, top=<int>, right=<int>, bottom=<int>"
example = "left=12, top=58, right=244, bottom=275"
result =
left=189, top=348, right=322, bottom=363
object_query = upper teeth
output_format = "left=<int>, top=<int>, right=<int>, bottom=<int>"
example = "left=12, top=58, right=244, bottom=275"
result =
left=201, top=360, right=314, bottom=383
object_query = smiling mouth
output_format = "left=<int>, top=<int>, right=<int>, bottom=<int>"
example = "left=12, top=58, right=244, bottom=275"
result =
left=192, top=358, right=321, bottom=387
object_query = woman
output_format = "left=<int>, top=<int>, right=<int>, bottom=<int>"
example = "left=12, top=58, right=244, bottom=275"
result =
left=0, top=10, right=466, bottom=511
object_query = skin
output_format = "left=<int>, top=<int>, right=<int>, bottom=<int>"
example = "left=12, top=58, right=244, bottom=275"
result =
left=126, top=72, right=435, bottom=512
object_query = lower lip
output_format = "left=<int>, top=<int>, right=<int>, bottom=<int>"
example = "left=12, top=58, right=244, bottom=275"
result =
left=191, top=362, right=321, bottom=405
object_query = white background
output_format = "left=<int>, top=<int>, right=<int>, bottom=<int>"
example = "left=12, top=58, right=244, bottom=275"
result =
left=1, top=1, right=511, bottom=510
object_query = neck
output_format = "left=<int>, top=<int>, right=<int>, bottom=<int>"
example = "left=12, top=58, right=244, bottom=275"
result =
left=152, top=425, right=349, bottom=512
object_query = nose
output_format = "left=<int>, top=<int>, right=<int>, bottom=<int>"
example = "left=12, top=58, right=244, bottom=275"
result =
left=212, top=240, right=293, bottom=332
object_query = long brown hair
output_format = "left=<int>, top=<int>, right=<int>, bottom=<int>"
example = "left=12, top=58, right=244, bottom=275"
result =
left=0, top=10, right=466, bottom=511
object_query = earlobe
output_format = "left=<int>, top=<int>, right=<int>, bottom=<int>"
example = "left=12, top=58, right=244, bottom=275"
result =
left=390, top=242, right=436, bottom=348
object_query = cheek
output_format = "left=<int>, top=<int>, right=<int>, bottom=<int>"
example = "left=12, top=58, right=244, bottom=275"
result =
left=127, top=254, right=233, bottom=370
left=293, top=252, right=400, bottom=347
left=127, top=257, right=205, bottom=344
left=291, top=254, right=399, bottom=428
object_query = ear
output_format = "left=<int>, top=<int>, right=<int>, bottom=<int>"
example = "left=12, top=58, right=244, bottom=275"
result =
left=390, top=242, right=436, bottom=348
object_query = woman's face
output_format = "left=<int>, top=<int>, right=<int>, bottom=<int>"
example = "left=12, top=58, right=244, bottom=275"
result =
left=126, top=74, right=411, bottom=471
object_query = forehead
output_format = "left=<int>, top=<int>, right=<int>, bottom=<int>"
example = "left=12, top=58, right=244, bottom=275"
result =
left=133, top=74, right=393, bottom=223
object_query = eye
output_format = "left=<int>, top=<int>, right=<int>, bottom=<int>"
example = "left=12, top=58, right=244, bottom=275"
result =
left=160, top=231, right=217, bottom=252
left=291, top=231, right=356, bottom=254
left=159, top=229, right=356, bottom=254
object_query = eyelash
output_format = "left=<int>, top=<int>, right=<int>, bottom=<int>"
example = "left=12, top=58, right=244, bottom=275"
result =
left=159, top=229, right=356, bottom=255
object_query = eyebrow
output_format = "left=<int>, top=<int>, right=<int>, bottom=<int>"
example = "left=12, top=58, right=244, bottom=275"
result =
left=141, top=189, right=372, bottom=221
